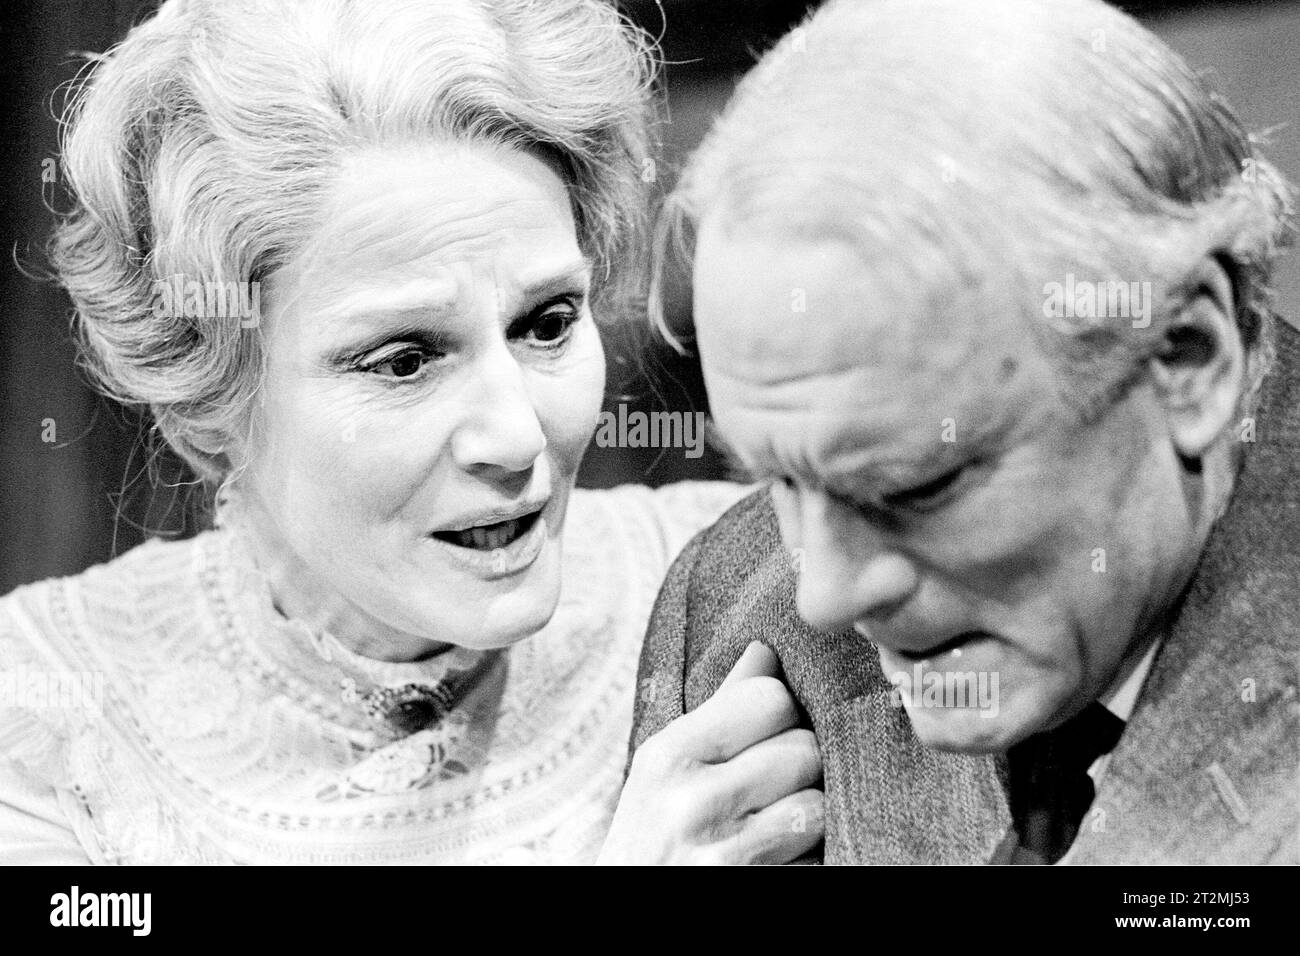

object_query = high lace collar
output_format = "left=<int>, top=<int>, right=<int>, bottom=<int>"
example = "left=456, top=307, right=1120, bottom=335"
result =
left=200, top=512, right=494, bottom=742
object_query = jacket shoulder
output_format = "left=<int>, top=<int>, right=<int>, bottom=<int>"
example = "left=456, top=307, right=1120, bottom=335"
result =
left=668, top=487, right=785, bottom=596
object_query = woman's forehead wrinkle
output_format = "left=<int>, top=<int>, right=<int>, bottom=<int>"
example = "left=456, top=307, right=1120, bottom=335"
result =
left=320, top=163, right=564, bottom=255
left=489, top=245, right=588, bottom=301
left=308, top=228, right=541, bottom=319
left=303, top=247, right=468, bottom=313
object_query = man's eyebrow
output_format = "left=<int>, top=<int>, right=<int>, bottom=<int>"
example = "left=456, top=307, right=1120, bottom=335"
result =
left=713, top=429, right=829, bottom=487
left=824, top=415, right=1019, bottom=494
left=734, top=412, right=1016, bottom=493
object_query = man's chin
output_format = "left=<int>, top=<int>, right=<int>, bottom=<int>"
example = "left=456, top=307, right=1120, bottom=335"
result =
left=903, top=705, right=1038, bottom=754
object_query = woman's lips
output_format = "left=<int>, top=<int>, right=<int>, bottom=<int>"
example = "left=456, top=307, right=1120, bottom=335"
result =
left=433, top=498, right=549, bottom=534
left=432, top=508, right=542, bottom=550
left=428, top=503, right=550, bottom=578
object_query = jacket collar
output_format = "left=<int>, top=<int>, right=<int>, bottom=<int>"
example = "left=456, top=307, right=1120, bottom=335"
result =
left=1067, top=323, right=1300, bottom=863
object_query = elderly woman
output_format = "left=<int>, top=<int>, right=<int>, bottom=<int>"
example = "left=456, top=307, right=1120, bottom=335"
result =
left=0, top=0, right=823, bottom=864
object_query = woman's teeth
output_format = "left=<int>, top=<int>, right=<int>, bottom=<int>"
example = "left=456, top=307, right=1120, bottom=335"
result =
left=453, top=518, right=522, bottom=550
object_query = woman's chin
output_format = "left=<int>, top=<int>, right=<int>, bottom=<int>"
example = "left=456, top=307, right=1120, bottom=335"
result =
left=409, top=539, right=565, bottom=651
left=442, top=599, right=560, bottom=650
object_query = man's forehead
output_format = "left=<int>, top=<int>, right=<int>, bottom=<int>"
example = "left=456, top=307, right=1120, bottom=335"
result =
left=693, top=219, right=1006, bottom=376
left=710, top=356, right=1025, bottom=480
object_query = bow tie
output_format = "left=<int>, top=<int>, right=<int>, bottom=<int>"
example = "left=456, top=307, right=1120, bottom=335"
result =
left=1002, top=702, right=1127, bottom=864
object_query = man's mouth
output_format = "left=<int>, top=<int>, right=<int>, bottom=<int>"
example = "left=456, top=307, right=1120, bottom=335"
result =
left=432, top=508, right=544, bottom=551
left=893, top=630, right=993, bottom=662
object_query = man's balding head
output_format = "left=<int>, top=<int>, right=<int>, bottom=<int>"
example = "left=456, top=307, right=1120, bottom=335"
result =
left=671, top=0, right=1295, bottom=750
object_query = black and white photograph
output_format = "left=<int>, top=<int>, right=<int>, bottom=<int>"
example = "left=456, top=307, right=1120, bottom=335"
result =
left=0, top=0, right=1296, bottom=901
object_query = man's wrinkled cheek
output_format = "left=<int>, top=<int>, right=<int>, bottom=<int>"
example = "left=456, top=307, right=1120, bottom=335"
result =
left=1063, top=398, right=1154, bottom=518
left=952, top=504, right=1072, bottom=605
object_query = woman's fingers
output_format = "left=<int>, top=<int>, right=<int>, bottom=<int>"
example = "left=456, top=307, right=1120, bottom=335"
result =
left=729, top=788, right=826, bottom=865
left=665, top=642, right=795, bottom=763
left=666, top=670, right=799, bottom=763
left=601, top=642, right=823, bottom=865
left=716, top=726, right=822, bottom=814
left=719, top=640, right=780, bottom=686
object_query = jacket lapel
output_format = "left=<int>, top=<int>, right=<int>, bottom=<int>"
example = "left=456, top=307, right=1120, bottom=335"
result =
left=817, top=689, right=1011, bottom=864
left=683, top=537, right=1010, bottom=864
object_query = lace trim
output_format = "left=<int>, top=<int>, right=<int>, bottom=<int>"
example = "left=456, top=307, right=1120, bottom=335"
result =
left=0, top=483, right=740, bottom=861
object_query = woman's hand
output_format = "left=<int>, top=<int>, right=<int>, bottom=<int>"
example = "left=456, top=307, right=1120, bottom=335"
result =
left=598, top=642, right=824, bottom=864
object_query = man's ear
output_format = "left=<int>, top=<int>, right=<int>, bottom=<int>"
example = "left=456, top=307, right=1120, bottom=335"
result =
left=1148, top=255, right=1244, bottom=462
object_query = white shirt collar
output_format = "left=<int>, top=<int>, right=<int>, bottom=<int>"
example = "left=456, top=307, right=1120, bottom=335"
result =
left=1098, top=637, right=1162, bottom=723
left=1083, top=637, right=1162, bottom=792
left=1054, top=639, right=1163, bottom=864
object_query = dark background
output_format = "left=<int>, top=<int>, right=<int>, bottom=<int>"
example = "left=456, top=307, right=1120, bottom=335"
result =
left=2, top=0, right=1297, bottom=593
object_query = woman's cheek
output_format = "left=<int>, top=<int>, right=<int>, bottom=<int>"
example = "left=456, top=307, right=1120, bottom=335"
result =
left=542, top=330, right=607, bottom=476
left=292, top=389, right=443, bottom=514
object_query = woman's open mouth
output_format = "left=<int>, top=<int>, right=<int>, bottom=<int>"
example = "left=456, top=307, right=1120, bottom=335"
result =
left=429, top=502, right=550, bottom=578
left=432, top=509, right=542, bottom=551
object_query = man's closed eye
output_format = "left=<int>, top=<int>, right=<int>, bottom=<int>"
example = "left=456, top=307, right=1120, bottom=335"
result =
left=881, top=464, right=970, bottom=512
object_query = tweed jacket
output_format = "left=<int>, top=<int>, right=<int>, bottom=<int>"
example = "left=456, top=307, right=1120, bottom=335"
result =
left=630, top=325, right=1300, bottom=864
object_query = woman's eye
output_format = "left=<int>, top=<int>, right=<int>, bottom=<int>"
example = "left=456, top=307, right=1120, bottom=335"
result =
left=517, top=304, right=580, bottom=347
left=366, top=347, right=434, bottom=379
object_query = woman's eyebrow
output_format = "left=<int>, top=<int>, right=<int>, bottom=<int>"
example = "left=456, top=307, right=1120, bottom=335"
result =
left=317, top=301, right=461, bottom=358
left=308, top=273, right=462, bottom=332
left=310, top=260, right=592, bottom=346
left=511, top=260, right=592, bottom=303
left=320, top=320, right=455, bottom=368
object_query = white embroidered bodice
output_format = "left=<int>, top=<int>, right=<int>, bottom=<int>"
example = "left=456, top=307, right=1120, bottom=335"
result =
left=0, top=483, right=744, bottom=864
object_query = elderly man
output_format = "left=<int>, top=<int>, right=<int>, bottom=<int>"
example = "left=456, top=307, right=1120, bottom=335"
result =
left=632, top=0, right=1298, bottom=863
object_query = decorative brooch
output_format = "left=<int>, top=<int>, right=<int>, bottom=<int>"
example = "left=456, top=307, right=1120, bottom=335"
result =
left=340, top=678, right=458, bottom=737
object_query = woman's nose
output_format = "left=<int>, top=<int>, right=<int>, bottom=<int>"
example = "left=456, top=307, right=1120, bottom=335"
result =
left=450, top=348, right=547, bottom=474
left=785, top=491, right=920, bottom=633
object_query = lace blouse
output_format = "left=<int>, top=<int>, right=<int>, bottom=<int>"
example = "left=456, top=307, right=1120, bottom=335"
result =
left=0, top=482, right=743, bottom=864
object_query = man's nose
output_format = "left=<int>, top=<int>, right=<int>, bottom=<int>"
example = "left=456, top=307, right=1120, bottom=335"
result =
left=450, top=346, right=547, bottom=474
left=788, top=492, right=920, bottom=633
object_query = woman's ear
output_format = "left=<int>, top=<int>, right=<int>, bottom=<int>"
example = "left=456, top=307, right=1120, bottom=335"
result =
left=1148, top=255, right=1244, bottom=462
